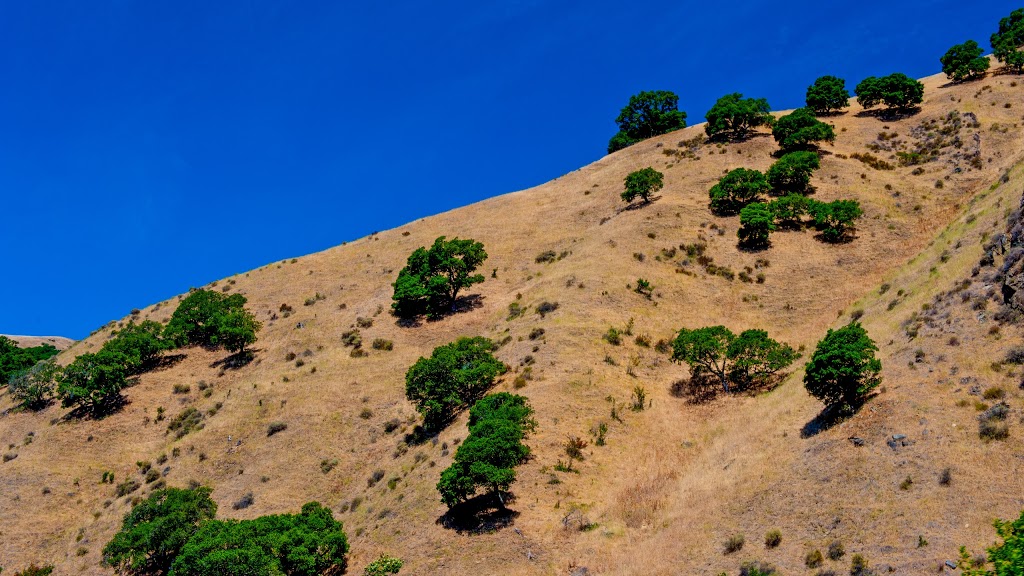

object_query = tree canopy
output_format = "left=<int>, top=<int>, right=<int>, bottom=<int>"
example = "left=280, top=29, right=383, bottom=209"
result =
left=960, top=507, right=1024, bottom=575
left=704, top=93, right=773, bottom=140
left=103, top=486, right=218, bottom=575
left=621, top=167, right=664, bottom=204
left=607, top=90, right=687, bottom=153
left=941, top=40, right=991, bottom=82
left=810, top=199, right=863, bottom=242
left=738, top=203, right=775, bottom=250
left=766, top=151, right=820, bottom=194
left=709, top=168, right=770, bottom=215
left=8, top=358, right=61, bottom=411
left=405, top=336, right=507, bottom=430
left=771, top=108, right=835, bottom=151
left=805, top=76, right=850, bottom=115
left=391, top=236, right=487, bottom=319
left=0, top=335, right=59, bottom=386
left=855, top=73, right=924, bottom=112
left=803, top=322, right=881, bottom=411
left=672, top=326, right=795, bottom=392
left=57, top=350, right=130, bottom=415
left=991, top=8, right=1024, bottom=73
left=103, top=320, right=170, bottom=374
left=437, top=393, right=535, bottom=508
left=164, top=290, right=261, bottom=352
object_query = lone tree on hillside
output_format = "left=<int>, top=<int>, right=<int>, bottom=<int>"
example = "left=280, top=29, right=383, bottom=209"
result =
left=608, top=90, right=687, bottom=153
left=103, top=486, right=218, bottom=575
left=855, top=73, right=924, bottom=113
left=991, top=8, right=1024, bottom=73
left=771, top=108, right=835, bottom=151
left=164, top=290, right=261, bottom=352
left=766, top=151, right=821, bottom=195
left=709, top=168, right=770, bottom=216
left=738, top=203, right=775, bottom=250
left=811, top=199, right=862, bottom=242
left=803, top=322, right=881, bottom=412
left=621, top=167, right=664, bottom=205
left=941, top=40, right=991, bottom=82
left=672, top=326, right=795, bottom=392
left=805, top=75, right=850, bottom=115
left=392, top=236, right=487, bottom=320
left=704, top=93, right=773, bottom=141
left=405, top=336, right=507, bottom=430
left=437, top=393, right=535, bottom=508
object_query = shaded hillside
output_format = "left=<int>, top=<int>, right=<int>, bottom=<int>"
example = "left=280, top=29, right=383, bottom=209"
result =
left=1, top=70, right=1024, bottom=575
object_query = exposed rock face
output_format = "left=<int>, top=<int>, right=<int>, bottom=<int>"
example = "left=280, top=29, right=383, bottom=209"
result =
left=993, top=193, right=1024, bottom=316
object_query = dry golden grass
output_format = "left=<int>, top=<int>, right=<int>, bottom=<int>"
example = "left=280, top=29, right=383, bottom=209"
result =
left=2, top=335, right=75, bottom=350
left=2, top=70, right=1024, bottom=575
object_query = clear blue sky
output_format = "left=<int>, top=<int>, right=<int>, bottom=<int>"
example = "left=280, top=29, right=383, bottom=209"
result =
left=1, top=1, right=1013, bottom=339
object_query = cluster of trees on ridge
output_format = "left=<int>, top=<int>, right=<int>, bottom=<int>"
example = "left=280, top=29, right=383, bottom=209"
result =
left=1, top=289, right=261, bottom=417
left=942, top=8, right=1024, bottom=81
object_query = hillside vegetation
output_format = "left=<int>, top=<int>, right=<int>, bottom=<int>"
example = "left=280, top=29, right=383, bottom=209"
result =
left=3, top=64, right=1024, bottom=574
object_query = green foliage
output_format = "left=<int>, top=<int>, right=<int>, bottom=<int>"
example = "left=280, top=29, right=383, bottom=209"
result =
left=171, top=502, right=348, bottom=576
left=709, top=168, right=770, bottom=215
left=8, top=358, right=61, bottom=410
left=405, top=337, right=507, bottom=430
left=771, top=108, right=835, bottom=150
left=810, top=199, right=863, bottom=242
left=766, top=151, right=820, bottom=194
left=704, top=93, right=773, bottom=140
left=767, top=194, right=813, bottom=228
left=391, top=236, right=488, bottom=319
left=164, top=290, right=260, bottom=352
left=0, top=335, right=59, bottom=387
left=364, top=554, right=404, bottom=576
left=991, top=8, right=1024, bottom=73
left=805, top=75, right=850, bottom=115
left=960, top=507, right=1024, bottom=575
left=855, top=73, right=925, bottom=111
left=673, top=326, right=795, bottom=392
left=738, top=203, right=775, bottom=249
left=103, top=486, right=217, bottom=575
left=803, top=322, right=882, bottom=410
left=102, top=320, right=169, bottom=374
left=57, top=350, right=130, bottom=415
left=437, top=393, right=535, bottom=507
left=941, top=40, right=991, bottom=81
left=10, top=565, right=54, bottom=576
left=621, top=167, right=664, bottom=204
left=607, top=90, right=687, bottom=153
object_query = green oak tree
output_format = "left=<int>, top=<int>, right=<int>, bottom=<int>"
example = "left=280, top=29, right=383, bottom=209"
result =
left=607, top=90, right=687, bottom=153
left=405, top=337, right=507, bottom=430
left=0, top=335, right=59, bottom=386
left=766, top=151, right=821, bottom=194
left=811, top=199, right=863, bottom=242
left=391, top=236, right=487, bottom=319
left=704, top=93, right=773, bottom=140
left=991, top=8, right=1024, bottom=73
left=103, top=486, right=218, bottom=575
left=621, top=167, right=664, bottom=204
left=57, top=350, right=130, bottom=416
left=960, top=507, right=1024, bottom=575
left=771, top=108, right=835, bottom=151
left=102, top=320, right=169, bottom=374
left=941, top=40, right=991, bottom=82
left=709, top=168, right=770, bottom=215
left=767, top=194, right=813, bottom=228
left=672, top=326, right=736, bottom=391
left=738, top=203, right=775, bottom=249
left=164, top=290, right=259, bottom=352
left=855, top=73, right=925, bottom=112
left=805, top=75, right=850, bottom=115
left=803, top=322, right=881, bottom=412
left=8, top=358, right=61, bottom=411
left=727, top=329, right=798, bottom=387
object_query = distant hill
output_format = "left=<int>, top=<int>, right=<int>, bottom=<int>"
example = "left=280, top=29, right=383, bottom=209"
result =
left=2, top=335, right=76, bottom=351
left=1, top=67, right=1023, bottom=575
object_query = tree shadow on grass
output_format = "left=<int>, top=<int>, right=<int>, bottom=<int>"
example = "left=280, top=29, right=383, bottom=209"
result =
left=619, top=196, right=663, bottom=212
left=854, top=107, right=922, bottom=121
left=61, top=393, right=130, bottom=422
left=394, top=294, right=485, bottom=328
left=143, top=353, right=187, bottom=373
left=799, top=393, right=878, bottom=438
left=210, top=350, right=256, bottom=371
left=436, top=492, right=519, bottom=534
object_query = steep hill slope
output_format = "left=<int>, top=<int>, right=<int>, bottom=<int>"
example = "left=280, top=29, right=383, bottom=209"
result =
left=2, top=336, right=75, bottom=351
left=2, top=71, right=1023, bottom=575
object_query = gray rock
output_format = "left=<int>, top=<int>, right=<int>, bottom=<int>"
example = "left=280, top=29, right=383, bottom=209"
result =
left=892, top=434, right=907, bottom=440
left=849, top=437, right=865, bottom=447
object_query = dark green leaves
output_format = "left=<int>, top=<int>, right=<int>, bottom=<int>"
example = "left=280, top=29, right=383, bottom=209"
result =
left=855, top=73, right=924, bottom=112
left=738, top=203, right=776, bottom=249
left=391, top=236, right=487, bottom=320
left=766, top=151, right=821, bottom=194
left=8, top=358, right=61, bottom=411
left=803, top=322, right=881, bottom=410
left=621, top=167, right=664, bottom=204
left=672, top=326, right=796, bottom=392
left=437, top=393, right=535, bottom=507
left=771, top=108, right=835, bottom=151
left=405, top=336, right=507, bottom=430
left=164, top=290, right=261, bottom=352
left=57, top=350, right=130, bottom=415
left=941, top=40, right=990, bottom=82
left=709, top=168, right=770, bottom=215
left=0, top=335, right=59, bottom=386
left=704, top=93, right=773, bottom=141
left=103, top=320, right=170, bottom=374
left=810, top=199, right=863, bottom=243
left=608, top=90, right=687, bottom=153
left=991, top=8, right=1024, bottom=73
left=805, top=76, right=850, bottom=115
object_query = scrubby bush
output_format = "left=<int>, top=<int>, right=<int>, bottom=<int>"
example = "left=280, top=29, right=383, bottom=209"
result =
left=391, top=236, right=487, bottom=319
left=804, top=322, right=882, bottom=411
left=772, top=107, right=835, bottom=151
left=364, top=554, right=404, bottom=576
left=405, top=337, right=506, bottom=430
left=941, top=40, right=990, bottom=81
left=709, top=168, right=770, bottom=215
left=855, top=73, right=924, bottom=112
left=767, top=151, right=820, bottom=194
left=607, top=90, right=687, bottom=153
left=805, top=75, right=850, bottom=115
left=621, top=167, right=664, bottom=204
left=723, top=534, right=745, bottom=554
left=764, top=529, right=782, bottom=548
left=705, top=93, right=773, bottom=140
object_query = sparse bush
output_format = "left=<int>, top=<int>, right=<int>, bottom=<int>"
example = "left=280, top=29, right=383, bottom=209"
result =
left=806, top=549, right=824, bottom=568
left=364, top=554, right=404, bottom=576
left=267, top=422, right=288, bottom=436
left=320, top=459, right=339, bottom=474
left=535, top=250, right=557, bottom=264
left=167, top=407, right=204, bottom=440
left=764, top=529, right=782, bottom=548
left=850, top=553, right=869, bottom=576
left=372, top=338, right=394, bottom=351
left=723, top=534, right=745, bottom=554
left=828, top=540, right=845, bottom=560
left=739, top=561, right=778, bottom=576
left=604, top=327, right=622, bottom=345
left=529, top=328, right=546, bottom=340
left=115, top=479, right=141, bottom=498
left=536, top=301, right=559, bottom=317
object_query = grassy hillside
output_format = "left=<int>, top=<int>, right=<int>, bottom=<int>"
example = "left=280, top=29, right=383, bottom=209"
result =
left=2, top=70, right=1024, bottom=575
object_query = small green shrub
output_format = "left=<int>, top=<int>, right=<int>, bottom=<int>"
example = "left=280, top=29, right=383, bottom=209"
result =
left=364, top=554, right=404, bottom=576
left=805, top=549, right=824, bottom=568
left=372, top=339, right=394, bottom=351
left=764, top=529, right=782, bottom=548
left=723, top=534, right=745, bottom=555
left=827, top=540, right=845, bottom=560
